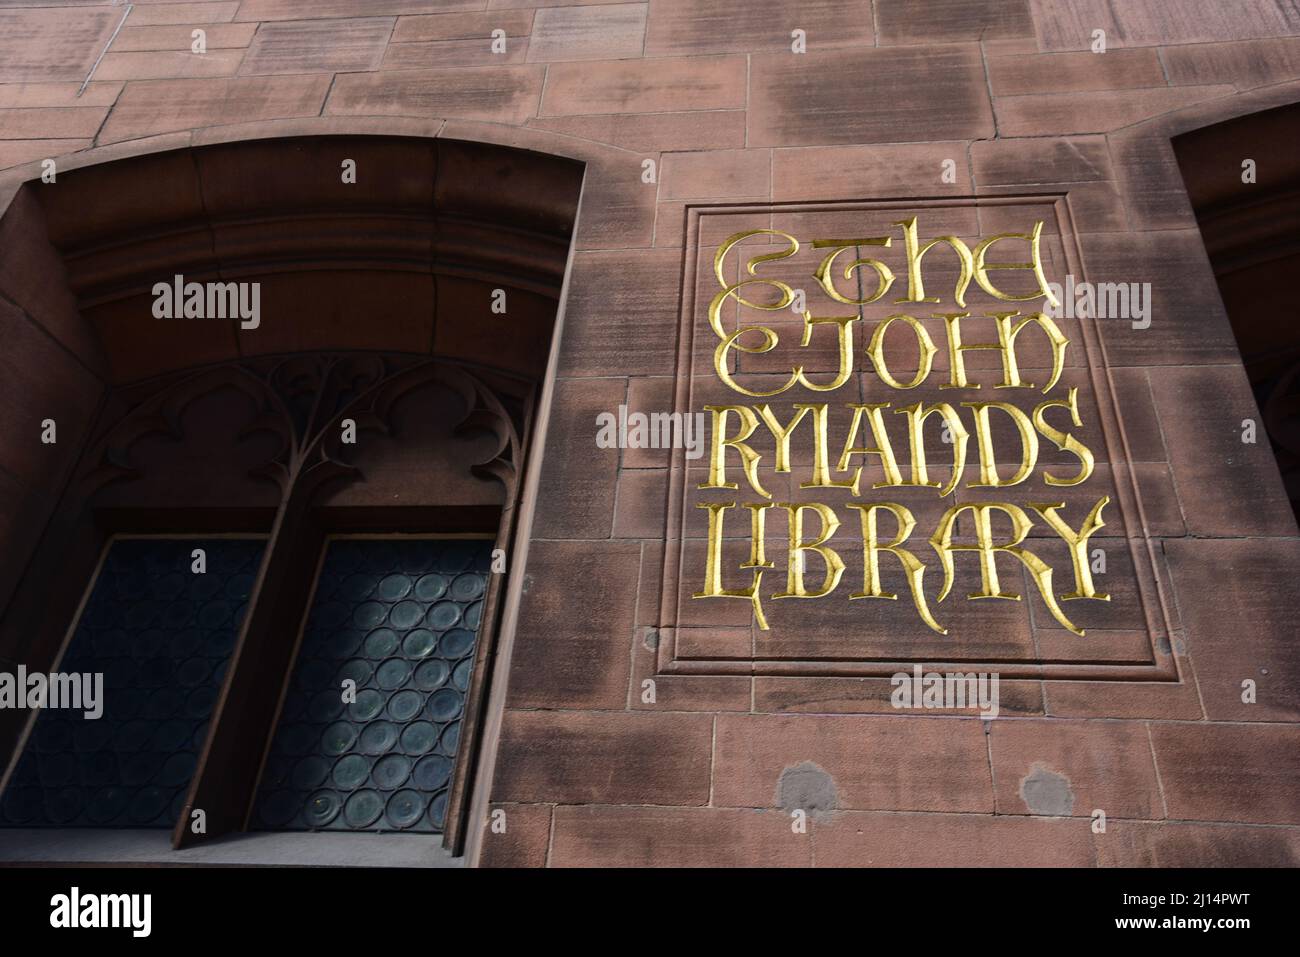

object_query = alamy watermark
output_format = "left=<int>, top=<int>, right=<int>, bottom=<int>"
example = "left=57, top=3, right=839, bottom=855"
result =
left=152, top=274, right=261, bottom=329
left=50, top=887, right=151, bottom=937
left=1044, top=274, right=1151, bottom=330
left=596, top=404, right=707, bottom=460
left=0, top=667, right=103, bottom=719
left=890, top=664, right=1000, bottom=718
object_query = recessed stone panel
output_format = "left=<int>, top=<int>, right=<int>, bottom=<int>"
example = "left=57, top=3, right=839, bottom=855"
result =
left=656, top=195, right=1180, bottom=681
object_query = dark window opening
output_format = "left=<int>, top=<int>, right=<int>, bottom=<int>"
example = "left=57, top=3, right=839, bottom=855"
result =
left=0, top=538, right=264, bottom=829
left=0, top=353, right=531, bottom=857
left=1174, top=102, right=1300, bottom=526
left=0, top=134, right=584, bottom=864
left=253, top=537, right=491, bottom=834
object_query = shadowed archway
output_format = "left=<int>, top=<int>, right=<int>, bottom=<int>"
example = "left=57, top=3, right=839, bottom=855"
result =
left=0, top=134, right=584, bottom=856
left=1173, top=101, right=1300, bottom=524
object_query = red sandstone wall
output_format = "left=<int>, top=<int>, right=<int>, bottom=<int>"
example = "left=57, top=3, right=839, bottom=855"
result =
left=1, top=0, right=1298, bottom=867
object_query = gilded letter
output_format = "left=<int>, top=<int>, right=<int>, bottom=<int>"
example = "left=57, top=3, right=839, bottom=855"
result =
left=1030, top=497, right=1111, bottom=601
left=971, top=222, right=1060, bottom=310
left=895, top=402, right=969, bottom=496
left=701, top=405, right=770, bottom=499
left=1032, top=387, right=1094, bottom=486
left=963, top=401, right=1039, bottom=488
left=930, top=503, right=1084, bottom=635
left=941, top=311, right=1069, bottom=393
left=829, top=403, right=902, bottom=493
left=893, top=217, right=974, bottom=307
left=812, top=238, right=894, bottom=304
left=846, top=502, right=946, bottom=635
left=694, top=502, right=769, bottom=629
left=773, top=503, right=845, bottom=602
left=864, top=314, right=939, bottom=390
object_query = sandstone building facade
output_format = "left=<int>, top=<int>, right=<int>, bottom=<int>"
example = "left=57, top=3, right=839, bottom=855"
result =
left=0, top=0, right=1296, bottom=867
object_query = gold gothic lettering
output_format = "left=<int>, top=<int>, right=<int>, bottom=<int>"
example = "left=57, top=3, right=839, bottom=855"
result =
left=694, top=215, right=1113, bottom=638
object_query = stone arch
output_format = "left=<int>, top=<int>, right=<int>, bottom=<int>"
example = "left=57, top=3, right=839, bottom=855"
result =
left=0, top=129, right=587, bottom=858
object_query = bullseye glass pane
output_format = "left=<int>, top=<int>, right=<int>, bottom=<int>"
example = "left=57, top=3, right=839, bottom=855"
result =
left=253, top=539, right=491, bottom=833
left=0, top=538, right=265, bottom=828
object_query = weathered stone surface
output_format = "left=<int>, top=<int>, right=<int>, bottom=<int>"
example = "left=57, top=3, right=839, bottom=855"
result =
left=240, top=17, right=395, bottom=75
left=100, top=75, right=331, bottom=142
left=645, top=0, right=874, bottom=55
left=528, top=4, right=647, bottom=61
left=328, top=66, right=544, bottom=124
left=0, top=7, right=122, bottom=84
left=0, top=0, right=1294, bottom=872
left=749, top=46, right=994, bottom=146
left=713, top=714, right=994, bottom=813
left=541, top=55, right=746, bottom=115
left=1030, top=0, right=1300, bottom=50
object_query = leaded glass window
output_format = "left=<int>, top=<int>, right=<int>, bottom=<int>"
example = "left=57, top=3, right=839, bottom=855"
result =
left=0, top=354, right=527, bottom=855
left=252, top=538, right=491, bottom=833
left=0, top=538, right=264, bottom=828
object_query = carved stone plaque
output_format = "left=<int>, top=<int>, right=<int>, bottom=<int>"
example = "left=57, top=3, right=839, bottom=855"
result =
left=656, top=196, right=1179, bottom=682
